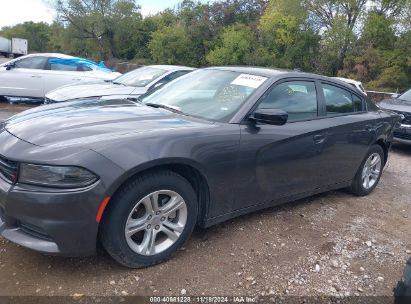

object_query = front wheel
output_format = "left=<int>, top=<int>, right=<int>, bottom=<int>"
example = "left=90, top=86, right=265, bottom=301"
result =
left=100, top=170, right=198, bottom=268
left=348, top=145, right=384, bottom=196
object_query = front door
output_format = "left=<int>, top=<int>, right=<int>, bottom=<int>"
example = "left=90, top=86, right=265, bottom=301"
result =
left=235, top=79, right=328, bottom=210
left=0, top=56, right=47, bottom=98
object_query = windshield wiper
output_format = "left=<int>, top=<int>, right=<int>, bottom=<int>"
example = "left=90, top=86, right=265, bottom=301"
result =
left=145, top=103, right=187, bottom=115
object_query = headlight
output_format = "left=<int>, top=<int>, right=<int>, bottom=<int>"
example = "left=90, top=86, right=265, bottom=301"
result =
left=18, top=164, right=98, bottom=188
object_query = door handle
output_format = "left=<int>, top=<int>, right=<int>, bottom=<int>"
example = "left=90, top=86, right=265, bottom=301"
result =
left=313, top=134, right=326, bottom=144
left=31, top=75, right=42, bottom=78
left=365, top=125, right=374, bottom=132
left=72, top=78, right=82, bottom=81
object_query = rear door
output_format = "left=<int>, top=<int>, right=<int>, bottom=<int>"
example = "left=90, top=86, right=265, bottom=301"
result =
left=42, top=58, right=88, bottom=94
left=314, top=82, right=378, bottom=186
left=236, top=78, right=329, bottom=210
left=0, top=56, right=47, bottom=98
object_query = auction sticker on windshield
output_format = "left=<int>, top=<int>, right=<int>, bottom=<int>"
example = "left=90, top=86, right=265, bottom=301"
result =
left=231, top=74, right=267, bottom=89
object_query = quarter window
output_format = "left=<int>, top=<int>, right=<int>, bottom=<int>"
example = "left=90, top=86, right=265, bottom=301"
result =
left=322, top=84, right=364, bottom=115
left=257, top=81, right=318, bottom=121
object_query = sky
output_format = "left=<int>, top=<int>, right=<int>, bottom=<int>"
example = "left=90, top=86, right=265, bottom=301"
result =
left=0, top=0, right=184, bottom=29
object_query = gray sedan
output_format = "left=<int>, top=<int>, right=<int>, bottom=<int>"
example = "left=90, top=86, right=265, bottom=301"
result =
left=378, top=89, right=411, bottom=144
left=0, top=67, right=399, bottom=268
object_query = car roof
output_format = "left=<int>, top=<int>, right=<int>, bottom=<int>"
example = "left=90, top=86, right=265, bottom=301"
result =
left=333, top=77, right=362, bottom=85
left=207, top=66, right=364, bottom=94
left=148, top=65, right=195, bottom=72
left=22, top=53, right=76, bottom=59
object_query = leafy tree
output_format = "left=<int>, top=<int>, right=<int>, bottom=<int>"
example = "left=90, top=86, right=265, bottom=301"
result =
left=362, top=11, right=395, bottom=49
left=55, top=0, right=141, bottom=59
left=149, top=24, right=196, bottom=66
left=206, top=24, right=256, bottom=65
left=0, top=22, right=50, bottom=52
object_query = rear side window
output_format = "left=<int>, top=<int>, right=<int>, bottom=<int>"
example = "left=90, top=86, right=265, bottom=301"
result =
left=49, top=59, right=93, bottom=72
left=257, top=81, right=318, bottom=121
left=322, top=83, right=364, bottom=115
left=14, top=56, right=47, bottom=70
left=50, top=63, right=78, bottom=71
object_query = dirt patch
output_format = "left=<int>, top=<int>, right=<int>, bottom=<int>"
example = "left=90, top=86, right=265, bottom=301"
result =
left=0, top=105, right=410, bottom=298
left=0, top=103, right=35, bottom=120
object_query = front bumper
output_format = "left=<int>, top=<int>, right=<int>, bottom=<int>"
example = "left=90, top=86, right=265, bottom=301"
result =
left=393, top=124, right=411, bottom=144
left=0, top=177, right=106, bottom=256
left=0, top=130, right=125, bottom=257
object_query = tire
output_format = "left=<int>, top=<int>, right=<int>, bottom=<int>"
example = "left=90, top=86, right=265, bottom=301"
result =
left=348, top=144, right=385, bottom=196
left=0, top=96, right=8, bottom=103
left=394, top=258, right=411, bottom=303
left=100, top=170, right=198, bottom=268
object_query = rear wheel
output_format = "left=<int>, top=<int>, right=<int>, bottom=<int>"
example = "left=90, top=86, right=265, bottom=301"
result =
left=100, top=170, right=198, bottom=268
left=348, top=145, right=384, bottom=196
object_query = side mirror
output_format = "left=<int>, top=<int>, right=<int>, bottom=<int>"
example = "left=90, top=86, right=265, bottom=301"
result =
left=391, top=93, right=400, bottom=99
left=5, top=63, right=15, bottom=70
left=251, top=109, right=288, bottom=126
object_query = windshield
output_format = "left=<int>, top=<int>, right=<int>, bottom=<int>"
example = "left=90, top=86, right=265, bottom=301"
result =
left=399, top=89, right=411, bottom=104
left=141, top=69, right=267, bottom=122
left=114, top=66, right=167, bottom=87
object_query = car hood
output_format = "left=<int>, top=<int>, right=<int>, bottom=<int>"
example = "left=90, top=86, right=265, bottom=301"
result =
left=46, top=83, right=147, bottom=102
left=5, top=99, right=210, bottom=148
left=378, top=98, right=411, bottom=113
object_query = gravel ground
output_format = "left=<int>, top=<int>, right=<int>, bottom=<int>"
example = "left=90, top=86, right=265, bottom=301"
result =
left=0, top=104, right=410, bottom=299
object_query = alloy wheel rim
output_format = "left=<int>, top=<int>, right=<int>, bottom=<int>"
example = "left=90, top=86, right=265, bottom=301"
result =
left=125, top=190, right=187, bottom=256
left=362, top=153, right=382, bottom=190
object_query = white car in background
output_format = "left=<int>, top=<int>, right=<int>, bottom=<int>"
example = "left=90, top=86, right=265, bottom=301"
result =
left=45, top=65, right=194, bottom=103
left=333, top=77, right=367, bottom=96
left=0, top=53, right=121, bottom=102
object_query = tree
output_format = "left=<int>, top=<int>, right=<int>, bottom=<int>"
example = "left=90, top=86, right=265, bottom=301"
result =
left=304, top=0, right=368, bottom=74
left=55, top=0, right=141, bottom=59
left=149, top=24, right=196, bottom=66
left=0, top=22, right=51, bottom=52
left=206, top=24, right=256, bottom=65
left=255, top=0, right=320, bottom=71
left=362, top=11, right=396, bottom=49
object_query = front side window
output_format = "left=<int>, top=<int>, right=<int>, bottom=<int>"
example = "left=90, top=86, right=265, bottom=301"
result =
left=257, top=81, right=318, bottom=121
left=323, top=84, right=364, bottom=115
left=142, top=69, right=267, bottom=122
left=14, top=56, right=47, bottom=70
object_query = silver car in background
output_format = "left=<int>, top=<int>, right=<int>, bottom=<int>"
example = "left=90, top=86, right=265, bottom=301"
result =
left=45, top=65, right=194, bottom=103
left=0, top=53, right=121, bottom=102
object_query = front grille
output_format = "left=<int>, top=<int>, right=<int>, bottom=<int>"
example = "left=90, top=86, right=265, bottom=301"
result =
left=394, top=132, right=411, bottom=141
left=404, top=114, right=411, bottom=125
left=0, top=155, right=18, bottom=183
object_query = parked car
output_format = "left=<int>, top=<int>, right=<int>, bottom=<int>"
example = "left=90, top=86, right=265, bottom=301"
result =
left=0, top=67, right=399, bottom=268
left=0, top=53, right=121, bottom=102
left=378, top=88, right=411, bottom=144
left=333, top=77, right=367, bottom=95
left=45, top=65, right=195, bottom=103
left=394, top=258, right=411, bottom=303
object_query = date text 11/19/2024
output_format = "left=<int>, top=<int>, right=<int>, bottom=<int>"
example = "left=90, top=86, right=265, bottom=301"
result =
left=149, top=296, right=257, bottom=303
